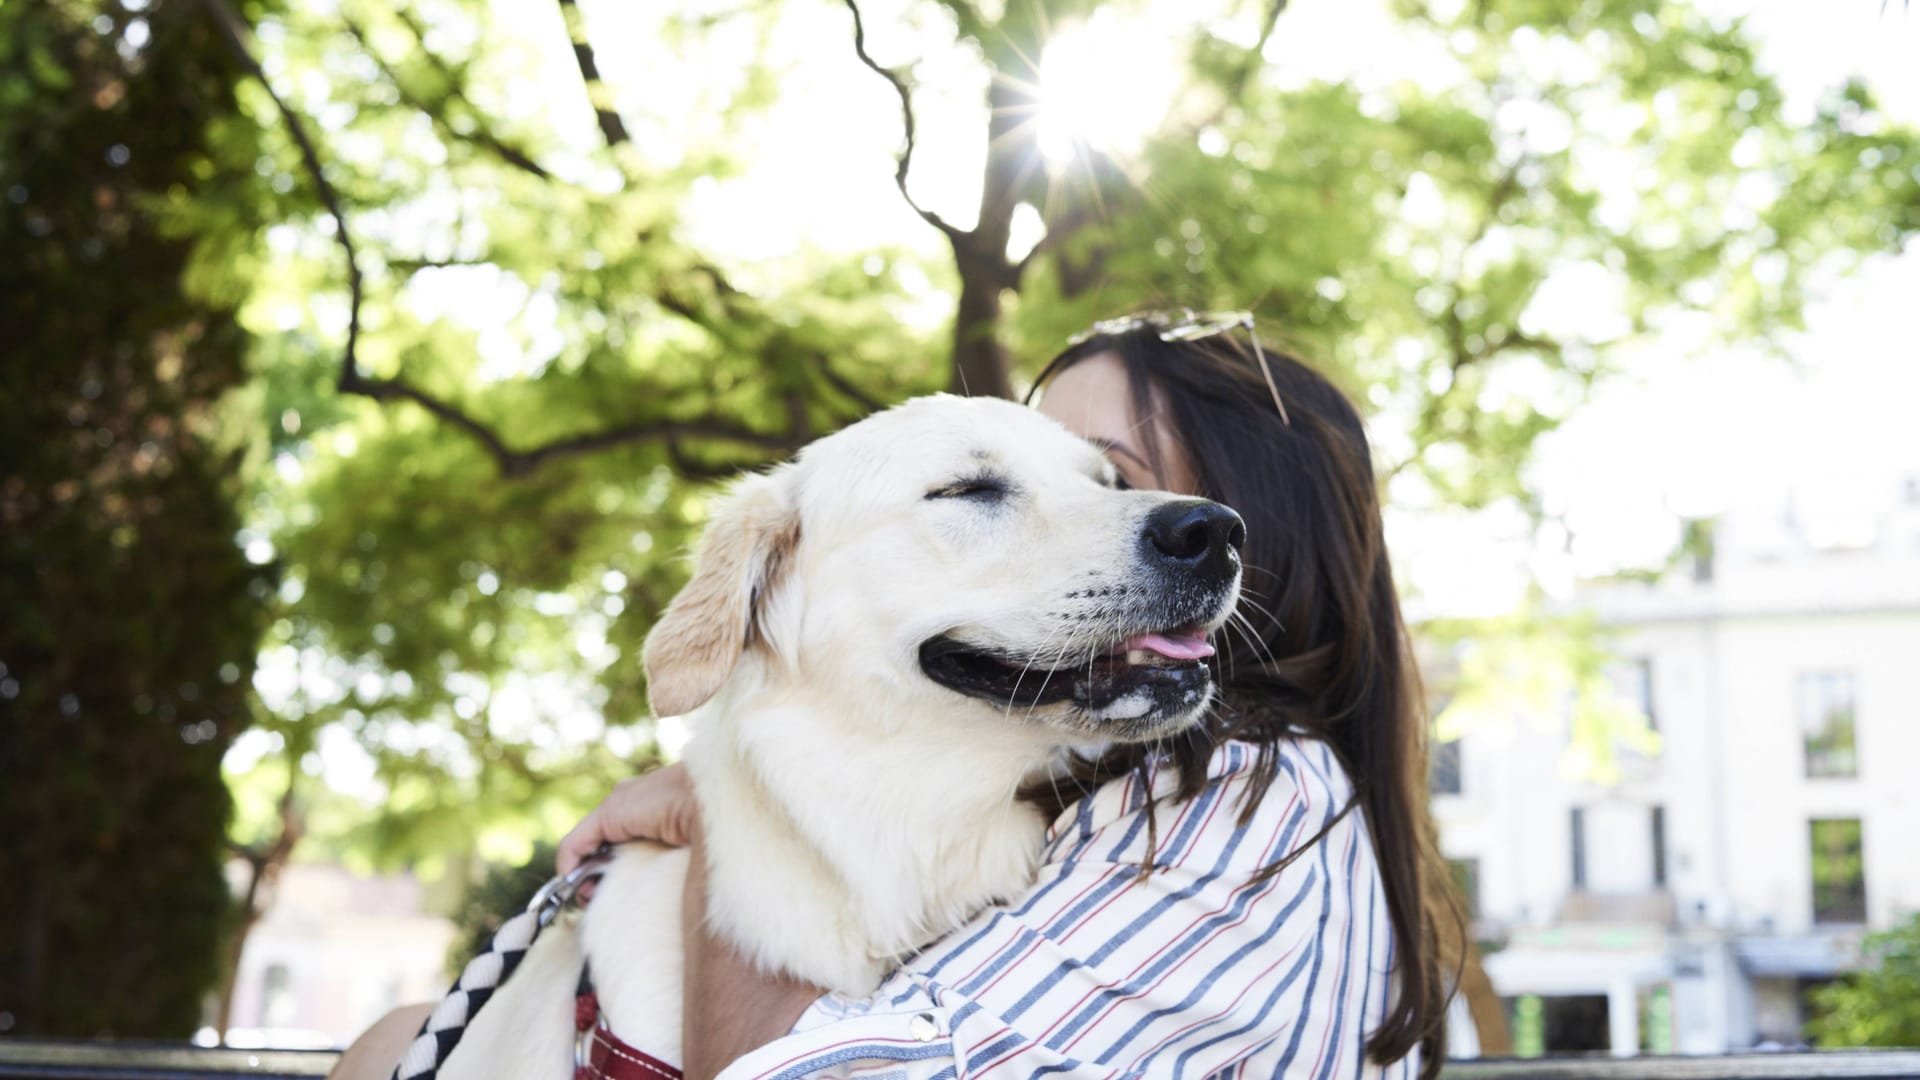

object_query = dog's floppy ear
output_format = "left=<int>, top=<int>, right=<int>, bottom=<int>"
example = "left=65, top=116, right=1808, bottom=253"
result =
left=643, top=469, right=800, bottom=718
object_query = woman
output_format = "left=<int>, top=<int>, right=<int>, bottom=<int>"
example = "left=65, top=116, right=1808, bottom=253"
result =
left=335, top=313, right=1458, bottom=1079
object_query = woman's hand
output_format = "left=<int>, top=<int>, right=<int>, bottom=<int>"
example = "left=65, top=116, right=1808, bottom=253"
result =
left=556, top=762, right=700, bottom=874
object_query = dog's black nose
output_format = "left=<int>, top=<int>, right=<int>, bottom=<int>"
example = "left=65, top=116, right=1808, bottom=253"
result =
left=1143, top=499, right=1244, bottom=578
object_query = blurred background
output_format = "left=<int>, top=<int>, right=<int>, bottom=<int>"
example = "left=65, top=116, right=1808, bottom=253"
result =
left=2, top=0, right=1918, bottom=1062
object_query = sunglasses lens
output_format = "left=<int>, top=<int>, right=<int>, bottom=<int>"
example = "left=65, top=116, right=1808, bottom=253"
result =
left=1070, top=310, right=1250, bottom=344
left=1160, top=312, right=1249, bottom=342
left=1063, top=309, right=1289, bottom=425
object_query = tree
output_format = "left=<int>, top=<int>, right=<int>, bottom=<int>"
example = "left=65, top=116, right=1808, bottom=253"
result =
left=205, top=0, right=1920, bottom=880
left=445, top=843, right=562, bottom=974
left=1809, top=913, right=1920, bottom=1048
left=0, top=0, right=272, bottom=1036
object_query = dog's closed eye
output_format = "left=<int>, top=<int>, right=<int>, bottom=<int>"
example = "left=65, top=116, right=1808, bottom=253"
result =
left=926, top=473, right=1012, bottom=502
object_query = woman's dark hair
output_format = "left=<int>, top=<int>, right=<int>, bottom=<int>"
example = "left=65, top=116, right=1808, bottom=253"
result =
left=1025, top=323, right=1461, bottom=1077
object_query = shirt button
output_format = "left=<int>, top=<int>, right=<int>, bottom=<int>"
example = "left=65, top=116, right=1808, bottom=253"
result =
left=908, top=1013, right=940, bottom=1043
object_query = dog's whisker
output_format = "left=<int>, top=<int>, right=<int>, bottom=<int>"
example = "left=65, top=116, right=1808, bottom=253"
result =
left=1232, top=618, right=1276, bottom=676
left=1226, top=610, right=1277, bottom=667
left=1046, top=749, right=1069, bottom=819
left=1233, top=592, right=1281, bottom=625
left=1021, top=633, right=1080, bottom=727
left=1003, top=620, right=1068, bottom=725
left=1230, top=600, right=1284, bottom=656
left=1234, top=607, right=1285, bottom=642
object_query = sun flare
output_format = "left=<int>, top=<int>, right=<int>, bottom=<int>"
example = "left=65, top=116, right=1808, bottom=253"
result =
left=1036, top=9, right=1183, bottom=163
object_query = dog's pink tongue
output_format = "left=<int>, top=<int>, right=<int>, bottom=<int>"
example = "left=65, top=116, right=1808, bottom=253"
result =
left=1122, top=629, right=1215, bottom=660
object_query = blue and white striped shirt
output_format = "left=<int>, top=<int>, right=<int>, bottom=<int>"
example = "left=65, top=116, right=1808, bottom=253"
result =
left=721, top=738, right=1415, bottom=1079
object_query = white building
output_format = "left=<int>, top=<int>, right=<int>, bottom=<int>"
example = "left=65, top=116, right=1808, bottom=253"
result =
left=217, top=863, right=456, bottom=1049
left=1433, top=480, right=1920, bottom=1055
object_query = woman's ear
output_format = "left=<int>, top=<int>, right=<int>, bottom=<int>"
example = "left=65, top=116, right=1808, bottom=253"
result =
left=642, top=469, right=801, bottom=718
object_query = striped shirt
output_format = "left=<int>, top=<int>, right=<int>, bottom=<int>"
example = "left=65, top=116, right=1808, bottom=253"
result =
left=720, top=738, right=1415, bottom=1079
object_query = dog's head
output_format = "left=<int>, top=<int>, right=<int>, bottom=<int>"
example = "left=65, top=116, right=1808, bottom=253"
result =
left=643, top=395, right=1242, bottom=743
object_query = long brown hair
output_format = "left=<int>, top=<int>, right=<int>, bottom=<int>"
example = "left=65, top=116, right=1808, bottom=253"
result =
left=1026, top=323, right=1460, bottom=1076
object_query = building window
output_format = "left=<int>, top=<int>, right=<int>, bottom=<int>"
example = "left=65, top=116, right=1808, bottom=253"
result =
left=1432, top=738, right=1462, bottom=796
left=1611, top=657, right=1657, bottom=732
left=1570, top=807, right=1587, bottom=890
left=260, top=961, right=295, bottom=1028
left=1448, top=857, right=1480, bottom=920
left=1510, top=994, right=1612, bottom=1056
left=1651, top=805, right=1668, bottom=888
left=1810, top=818, right=1867, bottom=924
left=1798, top=672, right=1858, bottom=778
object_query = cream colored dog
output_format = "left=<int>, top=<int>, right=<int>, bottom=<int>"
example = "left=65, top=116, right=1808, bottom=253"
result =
left=438, top=394, right=1244, bottom=1077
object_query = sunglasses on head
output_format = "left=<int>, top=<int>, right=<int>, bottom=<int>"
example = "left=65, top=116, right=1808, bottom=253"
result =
left=1067, top=309, right=1291, bottom=427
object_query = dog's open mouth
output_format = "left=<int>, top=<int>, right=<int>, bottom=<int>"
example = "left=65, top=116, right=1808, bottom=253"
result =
left=918, top=626, right=1217, bottom=720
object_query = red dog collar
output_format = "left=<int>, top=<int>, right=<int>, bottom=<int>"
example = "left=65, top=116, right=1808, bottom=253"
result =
left=574, top=987, right=682, bottom=1080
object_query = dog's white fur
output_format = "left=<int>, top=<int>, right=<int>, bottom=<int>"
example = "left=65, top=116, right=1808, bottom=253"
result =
left=438, top=395, right=1238, bottom=1078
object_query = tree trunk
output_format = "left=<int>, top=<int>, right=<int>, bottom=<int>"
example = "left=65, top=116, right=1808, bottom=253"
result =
left=213, top=900, right=263, bottom=1040
left=214, top=781, right=303, bottom=1042
left=950, top=252, right=1014, bottom=398
left=946, top=64, right=1040, bottom=400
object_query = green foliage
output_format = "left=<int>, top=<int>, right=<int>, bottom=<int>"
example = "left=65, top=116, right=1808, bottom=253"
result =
left=1018, top=0, right=1920, bottom=513
left=0, top=0, right=272, bottom=1036
left=217, top=0, right=928, bottom=873
left=1809, top=912, right=1920, bottom=1048
left=1424, top=607, right=1660, bottom=786
left=445, top=842, right=562, bottom=975
left=8, top=0, right=1920, bottom=1030
left=212, top=0, right=1919, bottom=866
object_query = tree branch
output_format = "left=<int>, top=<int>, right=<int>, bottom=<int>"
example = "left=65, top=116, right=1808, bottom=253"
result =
left=1222, top=0, right=1289, bottom=105
left=813, top=354, right=885, bottom=415
left=841, top=0, right=975, bottom=253
left=206, top=0, right=803, bottom=479
left=1189, top=0, right=1291, bottom=135
left=1012, top=197, right=1111, bottom=285
left=509, top=418, right=803, bottom=475
left=385, top=256, right=495, bottom=274
left=1247, top=0, right=1290, bottom=76
left=346, top=12, right=552, bottom=181
left=556, top=0, right=632, bottom=148
left=666, top=441, right=760, bottom=482
left=338, top=368, right=804, bottom=475
left=200, top=0, right=362, bottom=411
left=927, top=0, right=988, bottom=43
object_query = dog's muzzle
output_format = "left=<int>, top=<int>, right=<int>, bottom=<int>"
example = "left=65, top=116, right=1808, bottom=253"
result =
left=917, top=496, right=1243, bottom=735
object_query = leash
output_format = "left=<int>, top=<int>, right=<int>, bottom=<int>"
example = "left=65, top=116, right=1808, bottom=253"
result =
left=390, top=847, right=675, bottom=1080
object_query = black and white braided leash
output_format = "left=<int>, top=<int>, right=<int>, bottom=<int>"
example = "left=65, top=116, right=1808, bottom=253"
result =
left=389, top=849, right=613, bottom=1080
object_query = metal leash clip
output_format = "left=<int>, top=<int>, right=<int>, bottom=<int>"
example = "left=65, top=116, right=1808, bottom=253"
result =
left=526, top=843, right=615, bottom=930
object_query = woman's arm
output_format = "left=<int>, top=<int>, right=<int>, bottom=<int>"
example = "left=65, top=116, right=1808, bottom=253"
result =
left=556, top=765, right=828, bottom=1078
left=555, top=740, right=1399, bottom=1079
left=714, top=739, right=1401, bottom=1079
left=679, top=828, right=826, bottom=1080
